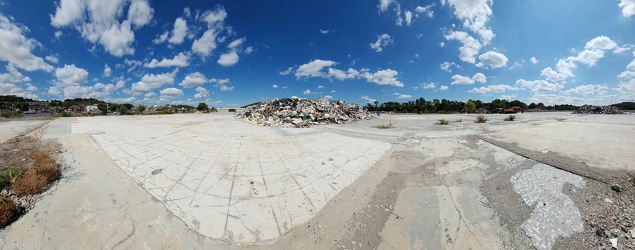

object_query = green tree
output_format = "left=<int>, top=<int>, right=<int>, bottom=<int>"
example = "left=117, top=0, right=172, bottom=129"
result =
left=196, top=102, right=209, bottom=111
left=97, top=103, right=108, bottom=113
left=108, top=103, right=120, bottom=111
left=118, top=105, right=128, bottom=115
left=16, top=102, right=27, bottom=111
left=466, top=100, right=476, bottom=113
left=137, top=105, right=146, bottom=113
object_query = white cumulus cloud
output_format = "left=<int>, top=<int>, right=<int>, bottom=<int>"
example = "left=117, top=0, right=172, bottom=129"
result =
left=55, top=64, right=88, bottom=85
left=443, top=0, right=495, bottom=45
left=392, top=92, right=412, bottom=99
left=179, top=72, right=207, bottom=88
left=378, top=0, right=394, bottom=12
left=422, top=82, right=436, bottom=89
left=168, top=17, right=187, bottom=45
left=360, top=69, right=404, bottom=87
left=405, top=10, right=413, bottom=25
left=194, top=86, right=209, bottom=98
left=145, top=52, right=189, bottom=68
left=563, top=84, right=608, bottom=96
left=0, top=14, right=53, bottom=72
left=227, top=37, right=245, bottom=49
left=217, top=50, right=239, bottom=67
left=191, top=8, right=227, bottom=57
left=468, top=84, right=518, bottom=94
left=45, top=56, right=60, bottom=64
left=370, top=33, right=392, bottom=53
left=160, top=87, right=184, bottom=98
left=472, top=72, right=486, bottom=83
left=50, top=0, right=154, bottom=57
left=131, top=69, right=178, bottom=94
left=415, top=5, right=434, bottom=18
left=440, top=62, right=459, bottom=72
left=444, top=31, right=482, bottom=64
left=585, top=36, right=618, bottom=50
left=516, top=79, right=564, bottom=93
left=295, top=59, right=336, bottom=78
left=361, top=95, right=377, bottom=103
left=530, top=57, right=539, bottom=64
left=127, top=0, right=153, bottom=28
left=618, top=0, right=635, bottom=17
left=476, top=51, right=508, bottom=68
left=102, top=64, right=112, bottom=77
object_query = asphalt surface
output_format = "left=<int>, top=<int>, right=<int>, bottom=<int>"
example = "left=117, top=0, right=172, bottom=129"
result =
left=0, top=112, right=633, bottom=249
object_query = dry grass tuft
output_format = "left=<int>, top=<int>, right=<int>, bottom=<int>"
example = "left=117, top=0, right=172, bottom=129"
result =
left=11, top=148, right=59, bottom=196
left=11, top=172, right=48, bottom=196
left=30, top=150, right=59, bottom=182
left=0, top=198, right=16, bottom=228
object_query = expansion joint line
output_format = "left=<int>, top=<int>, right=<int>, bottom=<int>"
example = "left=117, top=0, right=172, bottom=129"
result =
left=475, top=135, right=607, bottom=184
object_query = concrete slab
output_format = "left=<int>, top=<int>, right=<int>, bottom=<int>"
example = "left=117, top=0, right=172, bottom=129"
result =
left=0, top=120, right=49, bottom=143
left=68, top=114, right=391, bottom=244
left=1, top=112, right=633, bottom=249
left=487, top=116, right=635, bottom=171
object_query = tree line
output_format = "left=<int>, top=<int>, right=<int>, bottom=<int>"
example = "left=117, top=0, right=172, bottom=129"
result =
left=364, top=98, right=581, bottom=113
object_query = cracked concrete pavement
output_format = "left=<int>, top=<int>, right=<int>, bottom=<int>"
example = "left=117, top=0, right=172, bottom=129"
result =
left=0, top=112, right=633, bottom=249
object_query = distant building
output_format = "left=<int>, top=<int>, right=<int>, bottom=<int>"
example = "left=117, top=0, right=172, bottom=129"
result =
left=86, top=105, right=100, bottom=113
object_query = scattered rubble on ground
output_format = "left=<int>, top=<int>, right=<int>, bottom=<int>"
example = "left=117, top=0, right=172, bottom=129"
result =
left=573, top=105, right=624, bottom=114
left=236, top=97, right=374, bottom=127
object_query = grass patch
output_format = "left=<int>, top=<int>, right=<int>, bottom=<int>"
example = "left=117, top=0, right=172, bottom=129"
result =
left=0, top=168, right=23, bottom=189
left=0, top=197, right=16, bottom=228
left=504, top=115, right=516, bottom=121
left=436, top=119, right=450, bottom=125
left=475, top=115, right=488, bottom=123
left=1, top=110, right=23, bottom=118
left=373, top=121, right=394, bottom=129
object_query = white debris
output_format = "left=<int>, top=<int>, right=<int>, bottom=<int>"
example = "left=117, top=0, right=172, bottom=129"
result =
left=236, top=97, right=373, bottom=127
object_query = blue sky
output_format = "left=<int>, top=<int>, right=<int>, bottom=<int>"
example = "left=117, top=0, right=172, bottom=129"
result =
left=0, top=0, right=634, bottom=107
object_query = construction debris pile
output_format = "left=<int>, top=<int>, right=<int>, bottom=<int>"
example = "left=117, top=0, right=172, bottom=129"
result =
left=236, top=97, right=374, bottom=127
left=572, top=105, right=624, bottom=114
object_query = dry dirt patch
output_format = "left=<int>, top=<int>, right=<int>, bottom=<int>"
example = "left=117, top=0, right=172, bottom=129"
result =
left=0, top=129, right=62, bottom=229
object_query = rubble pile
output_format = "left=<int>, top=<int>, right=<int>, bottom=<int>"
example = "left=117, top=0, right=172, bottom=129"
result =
left=572, top=105, right=624, bottom=114
left=237, top=97, right=374, bottom=127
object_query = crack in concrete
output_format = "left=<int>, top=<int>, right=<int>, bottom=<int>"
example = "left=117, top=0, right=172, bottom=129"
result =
left=443, top=177, right=484, bottom=249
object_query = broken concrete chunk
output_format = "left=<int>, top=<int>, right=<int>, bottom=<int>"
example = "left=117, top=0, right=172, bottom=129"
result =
left=609, top=238, right=617, bottom=248
left=236, top=98, right=373, bottom=127
left=573, top=105, right=624, bottom=114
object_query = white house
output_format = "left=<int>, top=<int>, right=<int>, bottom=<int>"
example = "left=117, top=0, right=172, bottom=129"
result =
left=86, top=105, right=100, bottom=113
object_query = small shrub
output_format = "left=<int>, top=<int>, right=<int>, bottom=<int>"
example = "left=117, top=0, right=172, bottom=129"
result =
left=0, top=197, right=16, bottom=228
left=373, top=121, right=394, bottom=129
left=437, top=119, right=449, bottom=125
left=59, top=111, right=72, bottom=117
left=475, top=115, right=488, bottom=123
left=455, top=119, right=462, bottom=122
left=504, top=115, right=516, bottom=121
left=11, top=172, right=48, bottom=196
left=0, top=169, right=23, bottom=188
